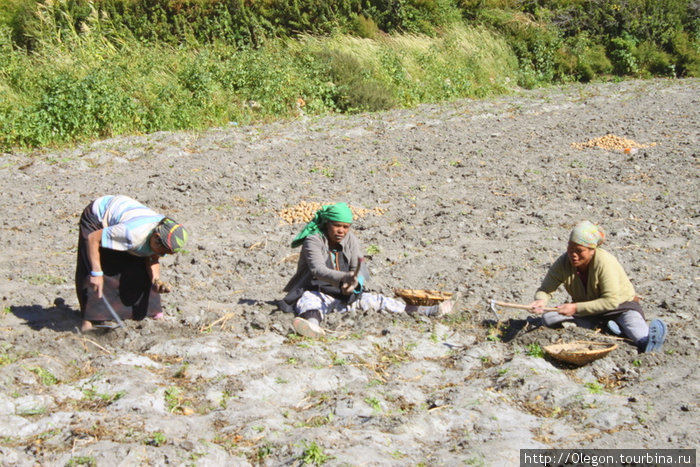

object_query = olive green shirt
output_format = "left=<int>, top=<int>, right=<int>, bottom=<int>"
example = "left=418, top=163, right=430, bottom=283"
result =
left=534, top=248, right=636, bottom=316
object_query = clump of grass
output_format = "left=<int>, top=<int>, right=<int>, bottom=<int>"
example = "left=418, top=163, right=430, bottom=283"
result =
left=299, top=440, right=332, bottom=466
left=487, top=326, right=502, bottom=342
left=364, top=396, right=382, bottom=413
left=24, top=274, right=67, bottom=285
left=584, top=382, right=604, bottom=394
left=147, top=431, right=166, bottom=447
left=526, top=343, right=544, bottom=358
left=66, top=456, right=96, bottom=467
left=164, top=386, right=186, bottom=413
left=82, top=387, right=125, bottom=406
left=27, top=366, right=57, bottom=385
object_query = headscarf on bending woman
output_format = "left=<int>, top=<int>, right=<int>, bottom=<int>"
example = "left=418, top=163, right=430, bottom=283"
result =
left=291, top=203, right=354, bottom=248
left=569, top=220, right=605, bottom=248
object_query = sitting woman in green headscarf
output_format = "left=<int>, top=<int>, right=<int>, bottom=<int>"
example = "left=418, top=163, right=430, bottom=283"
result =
left=528, top=220, right=666, bottom=353
left=280, top=202, right=454, bottom=337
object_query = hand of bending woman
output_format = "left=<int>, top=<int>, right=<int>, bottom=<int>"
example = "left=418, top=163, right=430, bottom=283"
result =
left=89, top=275, right=104, bottom=299
left=152, top=279, right=172, bottom=293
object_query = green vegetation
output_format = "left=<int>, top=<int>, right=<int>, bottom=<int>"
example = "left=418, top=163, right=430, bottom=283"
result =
left=299, top=440, right=332, bottom=465
left=256, top=442, right=273, bottom=461
left=66, top=456, right=96, bottom=467
left=526, top=342, right=544, bottom=358
left=584, top=382, right=604, bottom=394
left=0, top=0, right=696, bottom=150
left=27, top=365, right=57, bottom=385
left=164, top=386, right=185, bottom=413
left=82, top=387, right=125, bottom=405
left=0, top=342, right=16, bottom=366
left=364, top=396, right=382, bottom=413
left=24, top=274, right=67, bottom=286
left=147, top=431, right=167, bottom=447
left=366, top=244, right=381, bottom=255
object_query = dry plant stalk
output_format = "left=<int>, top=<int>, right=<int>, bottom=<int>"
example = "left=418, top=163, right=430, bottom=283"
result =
left=199, top=312, right=236, bottom=333
left=67, top=335, right=112, bottom=354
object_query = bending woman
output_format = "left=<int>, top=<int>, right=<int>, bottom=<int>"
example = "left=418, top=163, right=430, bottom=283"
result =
left=75, top=195, right=188, bottom=331
left=280, top=202, right=454, bottom=338
left=528, top=221, right=666, bottom=353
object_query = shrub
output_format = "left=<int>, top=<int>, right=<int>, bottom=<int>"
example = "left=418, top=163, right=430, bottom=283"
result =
left=668, top=30, right=700, bottom=77
left=472, top=8, right=561, bottom=86
left=351, top=14, right=380, bottom=39
left=608, top=32, right=639, bottom=75
left=8, top=68, right=135, bottom=147
left=315, top=48, right=395, bottom=112
left=554, top=34, right=612, bottom=82
left=635, top=41, right=675, bottom=77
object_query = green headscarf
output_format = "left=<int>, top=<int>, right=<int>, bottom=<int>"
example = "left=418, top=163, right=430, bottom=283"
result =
left=291, top=203, right=354, bottom=248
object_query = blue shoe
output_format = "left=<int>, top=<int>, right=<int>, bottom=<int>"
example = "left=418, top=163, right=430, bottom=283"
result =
left=607, top=320, right=622, bottom=336
left=644, top=319, right=667, bottom=353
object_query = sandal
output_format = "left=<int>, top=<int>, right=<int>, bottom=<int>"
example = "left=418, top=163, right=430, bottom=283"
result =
left=644, top=318, right=667, bottom=353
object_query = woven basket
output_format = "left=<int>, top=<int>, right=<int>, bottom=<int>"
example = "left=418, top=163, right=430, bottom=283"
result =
left=544, top=341, right=618, bottom=365
left=394, top=288, right=453, bottom=306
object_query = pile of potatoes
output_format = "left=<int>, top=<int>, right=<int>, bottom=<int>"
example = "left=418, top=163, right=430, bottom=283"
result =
left=279, top=201, right=386, bottom=224
left=571, top=133, right=655, bottom=151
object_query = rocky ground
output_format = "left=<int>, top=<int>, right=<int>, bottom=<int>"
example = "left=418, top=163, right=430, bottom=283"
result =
left=0, top=78, right=698, bottom=466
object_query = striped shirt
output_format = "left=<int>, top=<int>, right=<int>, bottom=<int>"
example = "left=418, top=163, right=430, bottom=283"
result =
left=91, top=195, right=164, bottom=256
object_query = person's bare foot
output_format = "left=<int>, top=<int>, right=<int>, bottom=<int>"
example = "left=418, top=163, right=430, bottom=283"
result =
left=81, top=320, right=94, bottom=331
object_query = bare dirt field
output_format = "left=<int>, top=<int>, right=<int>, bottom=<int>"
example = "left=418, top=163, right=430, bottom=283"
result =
left=0, top=78, right=698, bottom=466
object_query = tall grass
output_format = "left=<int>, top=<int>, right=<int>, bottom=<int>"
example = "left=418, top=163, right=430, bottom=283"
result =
left=0, top=22, right=517, bottom=149
left=0, top=0, right=696, bottom=149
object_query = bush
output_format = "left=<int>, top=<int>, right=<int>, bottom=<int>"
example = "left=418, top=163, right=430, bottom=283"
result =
left=668, top=30, right=700, bottom=77
left=635, top=41, right=675, bottom=77
left=472, top=8, right=561, bottom=87
left=315, top=48, right=395, bottom=113
left=351, top=14, right=380, bottom=39
left=554, top=34, right=612, bottom=82
left=608, top=33, right=639, bottom=75
left=23, top=69, right=135, bottom=145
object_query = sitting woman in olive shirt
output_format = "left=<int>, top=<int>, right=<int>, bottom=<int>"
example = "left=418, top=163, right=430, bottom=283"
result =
left=528, top=221, right=666, bottom=353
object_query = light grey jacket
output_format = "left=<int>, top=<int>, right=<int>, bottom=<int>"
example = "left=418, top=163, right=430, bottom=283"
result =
left=283, top=231, right=368, bottom=292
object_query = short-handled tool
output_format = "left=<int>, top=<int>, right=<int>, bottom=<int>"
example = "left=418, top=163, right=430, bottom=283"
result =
left=342, top=257, right=364, bottom=294
left=488, top=299, right=559, bottom=321
left=353, top=257, right=364, bottom=281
